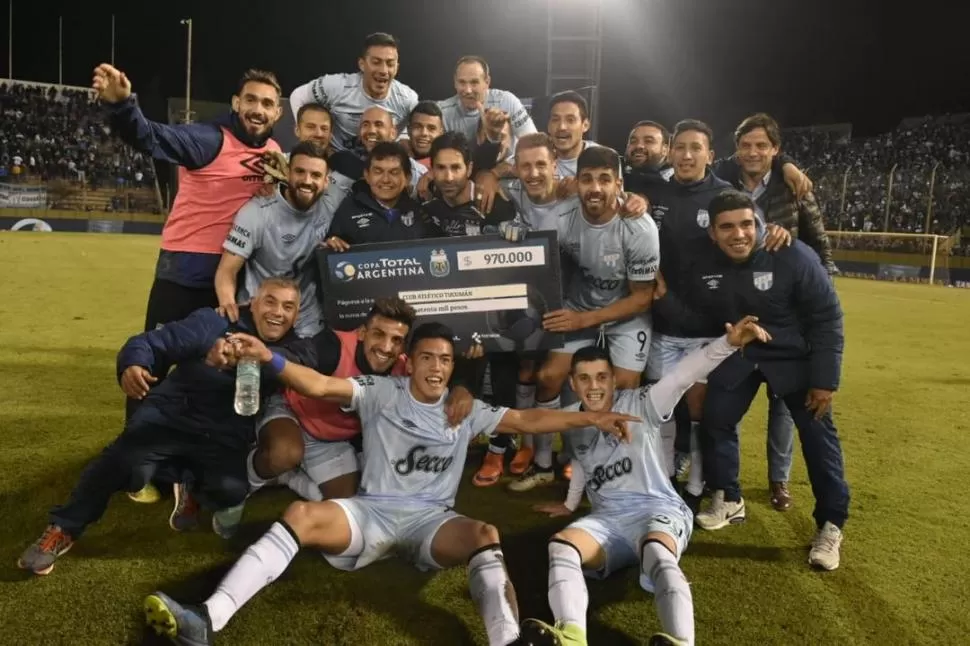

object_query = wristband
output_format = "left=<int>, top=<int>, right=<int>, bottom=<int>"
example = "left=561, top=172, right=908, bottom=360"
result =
left=268, top=352, right=286, bottom=375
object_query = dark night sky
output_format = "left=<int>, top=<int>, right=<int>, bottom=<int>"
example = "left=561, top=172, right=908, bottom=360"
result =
left=2, top=0, right=968, bottom=153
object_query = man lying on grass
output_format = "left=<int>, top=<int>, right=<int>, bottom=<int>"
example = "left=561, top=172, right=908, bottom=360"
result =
left=144, top=322, right=639, bottom=646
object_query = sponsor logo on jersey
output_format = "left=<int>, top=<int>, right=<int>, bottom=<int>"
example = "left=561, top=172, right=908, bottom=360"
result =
left=239, top=153, right=268, bottom=184
left=588, top=457, right=633, bottom=491
left=581, top=267, right=621, bottom=291
left=703, top=273, right=723, bottom=290
left=394, top=445, right=455, bottom=476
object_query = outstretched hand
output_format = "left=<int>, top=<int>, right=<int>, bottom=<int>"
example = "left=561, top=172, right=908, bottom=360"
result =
left=591, top=412, right=640, bottom=443
left=224, top=333, right=273, bottom=363
left=724, top=315, right=772, bottom=348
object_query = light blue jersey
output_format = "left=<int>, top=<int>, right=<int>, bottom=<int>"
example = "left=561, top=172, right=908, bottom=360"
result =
left=348, top=376, right=508, bottom=508
left=565, top=387, right=683, bottom=514
left=438, top=89, right=536, bottom=146
left=224, top=186, right=334, bottom=337
left=502, top=179, right=581, bottom=232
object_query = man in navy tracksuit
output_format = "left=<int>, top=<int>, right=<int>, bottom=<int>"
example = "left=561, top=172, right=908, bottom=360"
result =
left=655, top=189, right=849, bottom=571
left=16, top=278, right=307, bottom=576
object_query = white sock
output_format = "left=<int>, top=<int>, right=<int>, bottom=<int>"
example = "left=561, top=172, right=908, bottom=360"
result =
left=279, top=468, right=323, bottom=502
left=685, top=422, right=704, bottom=497
left=246, top=449, right=268, bottom=491
left=516, top=383, right=537, bottom=450
left=533, top=397, right=560, bottom=469
left=204, top=521, right=300, bottom=631
left=641, top=541, right=694, bottom=646
left=468, top=545, right=520, bottom=646
left=660, top=420, right=677, bottom=478
left=548, top=540, right=588, bottom=632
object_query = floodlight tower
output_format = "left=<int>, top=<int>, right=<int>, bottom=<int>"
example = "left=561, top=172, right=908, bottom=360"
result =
left=544, top=0, right=604, bottom=140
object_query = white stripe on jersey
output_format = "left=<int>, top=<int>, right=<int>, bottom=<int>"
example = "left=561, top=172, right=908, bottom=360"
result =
left=348, top=376, right=508, bottom=508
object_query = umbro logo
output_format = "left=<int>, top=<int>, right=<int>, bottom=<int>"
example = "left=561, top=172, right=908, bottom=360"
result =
left=281, top=233, right=297, bottom=244
left=401, top=419, right=417, bottom=429
left=240, top=154, right=267, bottom=175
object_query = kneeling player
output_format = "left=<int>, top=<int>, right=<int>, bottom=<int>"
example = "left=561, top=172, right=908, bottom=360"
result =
left=143, top=323, right=639, bottom=646
left=522, top=316, right=770, bottom=646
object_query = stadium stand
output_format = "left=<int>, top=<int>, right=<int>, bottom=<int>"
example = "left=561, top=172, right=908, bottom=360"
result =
left=0, top=80, right=162, bottom=215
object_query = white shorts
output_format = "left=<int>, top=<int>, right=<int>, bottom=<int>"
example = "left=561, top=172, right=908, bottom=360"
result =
left=257, top=395, right=360, bottom=484
left=323, top=498, right=460, bottom=572
left=645, top=334, right=717, bottom=383
left=568, top=505, right=692, bottom=593
left=551, top=315, right=652, bottom=372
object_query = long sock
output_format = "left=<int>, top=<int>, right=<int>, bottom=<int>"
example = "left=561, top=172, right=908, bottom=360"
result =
left=685, top=422, right=704, bottom=497
left=660, top=420, right=677, bottom=478
left=279, top=468, right=323, bottom=502
left=533, top=397, right=560, bottom=469
left=468, top=544, right=520, bottom=646
left=204, top=521, right=300, bottom=631
left=246, top=449, right=268, bottom=492
left=548, top=539, right=588, bottom=632
left=641, top=540, right=694, bottom=645
left=516, top=383, right=537, bottom=449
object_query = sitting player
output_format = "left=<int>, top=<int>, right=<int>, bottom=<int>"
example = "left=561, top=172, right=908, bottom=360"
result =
left=142, top=322, right=640, bottom=646
left=522, top=316, right=771, bottom=646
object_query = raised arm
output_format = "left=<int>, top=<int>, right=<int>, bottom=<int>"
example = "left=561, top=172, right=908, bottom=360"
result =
left=495, top=408, right=639, bottom=442
left=93, top=64, right=223, bottom=169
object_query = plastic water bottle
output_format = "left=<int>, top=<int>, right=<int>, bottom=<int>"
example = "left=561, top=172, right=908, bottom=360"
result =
left=234, top=358, right=261, bottom=416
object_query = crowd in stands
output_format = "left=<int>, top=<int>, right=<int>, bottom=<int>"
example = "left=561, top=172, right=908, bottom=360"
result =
left=783, top=115, right=970, bottom=242
left=0, top=82, right=157, bottom=211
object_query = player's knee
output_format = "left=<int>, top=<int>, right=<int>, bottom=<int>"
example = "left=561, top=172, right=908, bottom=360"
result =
left=282, top=500, right=318, bottom=534
left=536, top=363, right=567, bottom=395
left=517, top=360, right=536, bottom=383
left=474, top=522, right=501, bottom=547
left=686, top=385, right=706, bottom=421
left=262, top=428, right=305, bottom=472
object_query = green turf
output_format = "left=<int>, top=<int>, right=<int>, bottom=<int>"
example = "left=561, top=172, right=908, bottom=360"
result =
left=1, top=232, right=969, bottom=646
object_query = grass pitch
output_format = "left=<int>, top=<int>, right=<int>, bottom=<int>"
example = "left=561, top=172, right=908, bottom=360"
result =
left=1, top=232, right=969, bottom=646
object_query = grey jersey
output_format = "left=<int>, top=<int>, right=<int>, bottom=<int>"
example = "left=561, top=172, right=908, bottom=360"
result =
left=564, top=388, right=684, bottom=514
left=438, top=89, right=537, bottom=145
left=290, top=73, right=419, bottom=152
left=555, top=140, right=602, bottom=178
left=224, top=187, right=333, bottom=337
left=556, top=209, right=660, bottom=313
left=349, top=376, right=508, bottom=508
left=502, top=179, right=581, bottom=232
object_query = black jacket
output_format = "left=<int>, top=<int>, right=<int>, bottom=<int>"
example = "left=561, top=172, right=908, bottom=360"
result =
left=648, top=170, right=733, bottom=337
left=653, top=236, right=844, bottom=396
left=116, top=307, right=305, bottom=447
left=423, top=182, right=517, bottom=237
left=328, top=180, right=439, bottom=245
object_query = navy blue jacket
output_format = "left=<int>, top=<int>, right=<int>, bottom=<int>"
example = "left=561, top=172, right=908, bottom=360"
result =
left=647, top=170, right=732, bottom=337
left=106, top=97, right=276, bottom=287
left=653, top=238, right=844, bottom=396
left=116, top=306, right=301, bottom=447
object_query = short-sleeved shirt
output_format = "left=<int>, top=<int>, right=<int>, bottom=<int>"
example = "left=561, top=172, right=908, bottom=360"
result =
left=556, top=209, right=660, bottom=313
left=565, top=387, right=684, bottom=514
left=437, top=89, right=536, bottom=146
left=555, top=140, right=603, bottom=178
left=291, top=73, right=418, bottom=152
left=223, top=186, right=334, bottom=337
left=348, top=376, right=508, bottom=508
left=502, top=180, right=581, bottom=232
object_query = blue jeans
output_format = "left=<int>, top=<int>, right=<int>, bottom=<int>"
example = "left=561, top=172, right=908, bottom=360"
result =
left=767, top=389, right=795, bottom=483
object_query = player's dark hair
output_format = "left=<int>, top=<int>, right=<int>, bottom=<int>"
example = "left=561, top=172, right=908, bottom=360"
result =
left=709, top=190, right=757, bottom=225
left=430, top=131, right=472, bottom=167
left=237, top=69, right=282, bottom=100
left=409, top=100, right=444, bottom=125
left=361, top=32, right=399, bottom=57
left=734, top=112, right=782, bottom=148
left=366, top=141, right=412, bottom=178
left=407, top=322, right=455, bottom=355
left=290, top=140, right=329, bottom=165
left=296, top=102, right=332, bottom=124
left=549, top=90, right=589, bottom=121
left=673, top=119, right=714, bottom=148
left=576, top=145, right=621, bottom=177
left=629, top=120, right=671, bottom=146
left=570, top=346, right=613, bottom=373
left=455, top=55, right=490, bottom=78
left=366, top=296, right=417, bottom=330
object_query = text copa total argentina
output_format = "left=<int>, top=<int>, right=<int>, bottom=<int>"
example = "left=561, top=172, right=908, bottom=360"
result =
left=334, top=257, right=426, bottom=282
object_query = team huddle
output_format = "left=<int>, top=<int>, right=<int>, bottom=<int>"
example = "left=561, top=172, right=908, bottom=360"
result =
left=16, top=32, right=850, bottom=646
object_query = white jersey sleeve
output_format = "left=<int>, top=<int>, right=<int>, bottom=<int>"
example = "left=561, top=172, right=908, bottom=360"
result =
left=646, top=336, right=737, bottom=420
left=498, top=90, right=537, bottom=138
left=223, top=198, right=264, bottom=259
left=467, top=400, right=509, bottom=439
left=348, top=374, right=397, bottom=419
left=624, top=214, right=661, bottom=282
